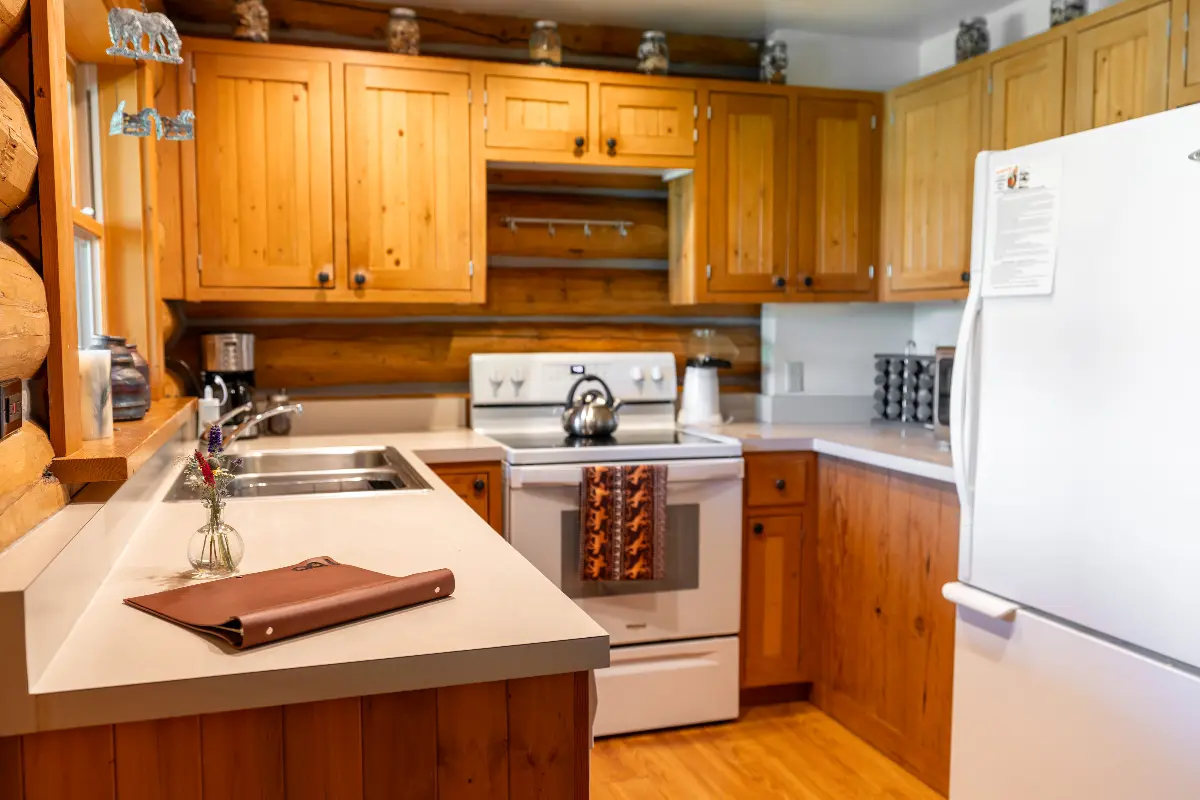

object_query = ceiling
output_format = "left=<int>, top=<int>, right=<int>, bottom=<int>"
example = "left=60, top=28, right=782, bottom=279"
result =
left=378, top=0, right=1019, bottom=40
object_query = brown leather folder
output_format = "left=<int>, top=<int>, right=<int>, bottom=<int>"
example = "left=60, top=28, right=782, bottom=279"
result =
left=125, top=556, right=455, bottom=649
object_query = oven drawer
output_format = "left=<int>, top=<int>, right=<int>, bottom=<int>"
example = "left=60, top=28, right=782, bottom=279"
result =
left=745, top=453, right=812, bottom=508
left=593, top=636, right=739, bottom=737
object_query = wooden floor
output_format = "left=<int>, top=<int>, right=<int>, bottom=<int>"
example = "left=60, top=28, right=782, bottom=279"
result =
left=591, top=702, right=944, bottom=800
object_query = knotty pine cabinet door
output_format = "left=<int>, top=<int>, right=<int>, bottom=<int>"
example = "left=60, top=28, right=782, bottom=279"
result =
left=1171, top=0, right=1200, bottom=106
left=706, top=92, right=791, bottom=296
left=345, top=65, right=473, bottom=297
left=986, top=39, right=1066, bottom=149
left=193, top=53, right=335, bottom=289
left=1069, top=1, right=1171, bottom=132
left=883, top=69, right=982, bottom=297
left=483, top=74, right=589, bottom=157
left=742, top=514, right=807, bottom=688
left=598, top=85, right=696, bottom=158
left=796, top=98, right=876, bottom=296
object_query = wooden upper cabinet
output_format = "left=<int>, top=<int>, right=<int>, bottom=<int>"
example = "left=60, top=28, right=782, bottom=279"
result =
left=193, top=53, right=334, bottom=289
left=884, top=69, right=982, bottom=296
left=345, top=65, right=473, bottom=296
left=706, top=92, right=791, bottom=295
left=599, top=85, right=696, bottom=158
left=483, top=75, right=588, bottom=155
left=987, top=39, right=1066, bottom=149
left=796, top=98, right=875, bottom=296
left=1071, top=2, right=1170, bottom=132
left=1170, top=0, right=1200, bottom=107
left=743, top=514, right=806, bottom=688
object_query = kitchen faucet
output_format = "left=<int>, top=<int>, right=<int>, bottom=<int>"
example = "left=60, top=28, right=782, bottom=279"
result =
left=198, top=402, right=254, bottom=447
left=225, top=403, right=304, bottom=447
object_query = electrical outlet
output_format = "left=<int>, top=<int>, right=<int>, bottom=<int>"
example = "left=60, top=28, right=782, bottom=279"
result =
left=1, top=379, right=22, bottom=441
left=785, top=362, right=804, bottom=394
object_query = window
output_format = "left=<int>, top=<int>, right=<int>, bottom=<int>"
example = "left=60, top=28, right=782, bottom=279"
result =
left=69, top=62, right=105, bottom=349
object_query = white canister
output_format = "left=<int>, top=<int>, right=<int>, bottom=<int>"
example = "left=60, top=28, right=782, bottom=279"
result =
left=79, top=349, right=113, bottom=440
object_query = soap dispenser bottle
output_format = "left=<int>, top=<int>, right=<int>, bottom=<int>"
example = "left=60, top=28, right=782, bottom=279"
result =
left=197, top=385, right=221, bottom=436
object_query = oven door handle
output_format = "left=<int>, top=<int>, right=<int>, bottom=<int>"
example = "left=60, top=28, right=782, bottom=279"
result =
left=508, top=458, right=744, bottom=488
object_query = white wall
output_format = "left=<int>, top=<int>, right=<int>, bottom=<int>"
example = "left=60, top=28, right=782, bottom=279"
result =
left=768, top=28, right=921, bottom=90
left=759, top=301, right=964, bottom=423
left=918, top=0, right=1123, bottom=75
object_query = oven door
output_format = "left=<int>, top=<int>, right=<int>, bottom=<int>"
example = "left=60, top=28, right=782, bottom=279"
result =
left=506, top=458, right=743, bottom=646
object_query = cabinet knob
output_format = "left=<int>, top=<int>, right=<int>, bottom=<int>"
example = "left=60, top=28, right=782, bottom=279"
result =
left=801, top=275, right=814, bottom=288
left=773, top=275, right=786, bottom=289
left=353, top=271, right=367, bottom=287
left=961, top=271, right=971, bottom=283
left=574, top=135, right=585, bottom=148
left=473, top=478, right=486, bottom=492
left=775, top=478, right=787, bottom=490
left=752, top=523, right=764, bottom=534
left=316, top=268, right=331, bottom=285
left=606, top=137, right=617, bottom=155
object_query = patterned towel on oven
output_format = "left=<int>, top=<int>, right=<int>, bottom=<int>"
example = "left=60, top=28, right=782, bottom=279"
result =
left=580, top=464, right=667, bottom=582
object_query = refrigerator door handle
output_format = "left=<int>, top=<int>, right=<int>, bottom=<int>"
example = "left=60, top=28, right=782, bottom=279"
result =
left=943, top=582, right=1019, bottom=621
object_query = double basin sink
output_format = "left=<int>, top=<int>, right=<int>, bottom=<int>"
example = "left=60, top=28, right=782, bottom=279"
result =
left=165, top=446, right=433, bottom=502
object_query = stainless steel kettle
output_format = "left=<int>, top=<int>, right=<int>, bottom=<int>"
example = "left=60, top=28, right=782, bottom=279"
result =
left=562, top=374, right=622, bottom=437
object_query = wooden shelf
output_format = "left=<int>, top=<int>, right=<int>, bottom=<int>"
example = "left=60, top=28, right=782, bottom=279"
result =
left=50, top=398, right=196, bottom=483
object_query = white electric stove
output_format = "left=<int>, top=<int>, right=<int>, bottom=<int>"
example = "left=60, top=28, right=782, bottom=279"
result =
left=470, top=352, right=744, bottom=737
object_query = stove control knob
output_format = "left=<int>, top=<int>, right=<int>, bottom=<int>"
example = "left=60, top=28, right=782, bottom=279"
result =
left=488, top=369, right=504, bottom=391
left=510, top=368, right=525, bottom=394
left=650, top=366, right=664, bottom=383
left=630, top=366, right=645, bottom=383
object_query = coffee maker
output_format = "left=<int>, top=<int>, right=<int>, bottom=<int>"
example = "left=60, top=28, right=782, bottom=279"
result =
left=201, top=333, right=257, bottom=436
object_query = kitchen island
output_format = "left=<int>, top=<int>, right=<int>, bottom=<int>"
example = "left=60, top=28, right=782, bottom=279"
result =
left=0, top=429, right=607, bottom=799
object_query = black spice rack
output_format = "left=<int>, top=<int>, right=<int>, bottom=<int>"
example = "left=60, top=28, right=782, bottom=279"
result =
left=873, top=353, right=935, bottom=423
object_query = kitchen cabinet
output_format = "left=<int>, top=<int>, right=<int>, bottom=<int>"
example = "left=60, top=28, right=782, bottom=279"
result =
left=482, top=74, right=589, bottom=157
left=796, top=98, right=876, bottom=296
left=986, top=39, right=1066, bottom=149
left=345, top=64, right=474, bottom=297
left=705, top=92, right=792, bottom=297
left=192, top=52, right=335, bottom=290
left=740, top=453, right=816, bottom=690
left=813, top=456, right=959, bottom=795
left=430, top=462, right=503, bottom=533
left=1069, top=1, right=1171, bottom=132
left=599, top=84, right=696, bottom=158
left=1170, top=0, right=1200, bottom=106
left=882, top=68, right=982, bottom=300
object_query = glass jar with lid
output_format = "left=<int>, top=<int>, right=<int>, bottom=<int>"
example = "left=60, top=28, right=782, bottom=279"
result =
left=636, top=31, right=669, bottom=75
left=387, top=7, right=420, bottom=55
left=529, top=20, right=562, bottom=66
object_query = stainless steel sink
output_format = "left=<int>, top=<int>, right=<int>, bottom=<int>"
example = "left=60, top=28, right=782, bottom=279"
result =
left=164, top=446, right=432, bottom=502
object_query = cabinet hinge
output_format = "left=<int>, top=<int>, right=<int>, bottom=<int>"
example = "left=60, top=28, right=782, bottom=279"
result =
left=197, top=253, right=203, bottom=272
left=886, top=264, right=893, bottom=278
left=1185, top=45, right=1189, bottom=73
left=693, top=129, right=698, bottom=142
left=191, top=67, right=197, bottom=85
left=467, top=89, right=472, bottom=104
left=707, top=105, right=712, bottom=120
left=889, top=110, right=895, bottom=126
left=1167, top=18, right=1172, bottom=38
left=468, top=260, right=474, bottom=277
left=693, top=104, right=699, bottom=119
left=1185, top=10, right=1190, bottom=30
left=705, top=264, right=712, bottom=280
left=987, top=77, right=993, bottom=94
left=483, top=90, right=488, bottom=106
left=870, top=115, right=877, bottom=130
left=868, top=265, right=875, bottom=280
left=483, top=115, right=488, bottom=131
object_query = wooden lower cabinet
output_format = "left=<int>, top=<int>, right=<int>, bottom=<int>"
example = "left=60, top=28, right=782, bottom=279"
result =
left=1, top=672, right=589, bottom=800
left=812, top=456, right=960, bottom=795
left=1171, top=0, right=1200, bottom=107
left=430, top=461, right=503, bottom=533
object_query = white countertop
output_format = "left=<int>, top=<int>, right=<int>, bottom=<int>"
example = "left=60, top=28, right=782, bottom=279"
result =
left=2, top=430, right=608, bottom=734
left=690, top=422, right=956, bottom=484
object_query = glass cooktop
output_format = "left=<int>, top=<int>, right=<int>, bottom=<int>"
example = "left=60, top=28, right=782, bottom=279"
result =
left=486, top=430, right=718, bottom=450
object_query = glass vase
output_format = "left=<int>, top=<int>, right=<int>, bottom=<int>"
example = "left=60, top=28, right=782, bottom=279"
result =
left=188, top=498, right=244, bottom=577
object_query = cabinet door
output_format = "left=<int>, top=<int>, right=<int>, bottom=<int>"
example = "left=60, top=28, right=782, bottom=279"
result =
left=193, top=54, right=334, bottom=289
left=484, top=75, right=588, bottom=155
left=1072, top=2, right=1170, bottom=132
left=742, top=514, right=805, bottom=688
left=431, top=463, right=502, bottom=533
left=1170, top=0, right=1200, bottom=107
left=987, top=39, right=1066, bottom=149
left=796, top=98, right=875, bottom=295
left=599, top=85, right=695, bottom=158
left=345, top=66, right=472, bottom=295
left=885, top=69, right=982, bottom=294
left=707, top=92, right=790, bottom=295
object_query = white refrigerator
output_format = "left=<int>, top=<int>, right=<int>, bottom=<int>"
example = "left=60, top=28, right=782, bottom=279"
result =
left=945, top=103, right=1200, bottom=799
